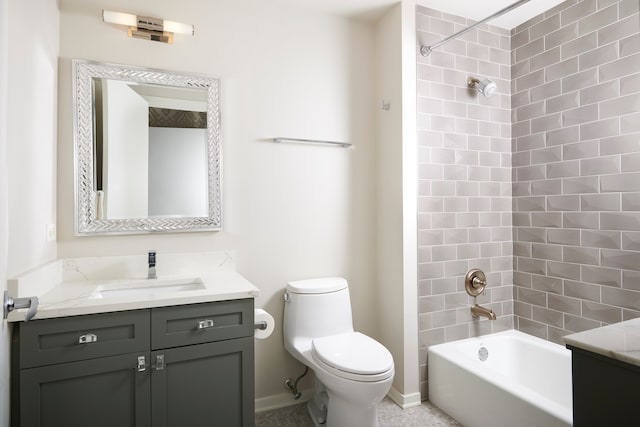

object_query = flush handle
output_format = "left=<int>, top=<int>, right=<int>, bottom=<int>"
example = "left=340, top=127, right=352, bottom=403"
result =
left=197, top=319, right=214, bottom=330
left=78, top=333, right=98, bottom=344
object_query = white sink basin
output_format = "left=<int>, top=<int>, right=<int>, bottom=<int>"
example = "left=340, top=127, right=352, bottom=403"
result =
left=89, top=278, right=205, bottom=299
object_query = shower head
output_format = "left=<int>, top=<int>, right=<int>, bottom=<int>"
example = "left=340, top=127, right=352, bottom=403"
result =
left=468, top=77, right=497, bottom=97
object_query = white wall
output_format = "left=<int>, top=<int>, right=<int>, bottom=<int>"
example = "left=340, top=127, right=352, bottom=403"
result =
left=0, top=0, right=9, bottom=424
left=57, top=0, right=377, bottom=403
left=374, top=1, right=420, bottom=407
left=3, top=0, right=60, bottom=424
left=6, top=0, right=59, bottom=277
left=399, top=0, right=419, bottom=405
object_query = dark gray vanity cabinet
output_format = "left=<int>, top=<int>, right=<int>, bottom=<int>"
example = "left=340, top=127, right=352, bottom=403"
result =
left=11, top=299, right=255, bottom=427
left=567, top=345, right=639, bottom=426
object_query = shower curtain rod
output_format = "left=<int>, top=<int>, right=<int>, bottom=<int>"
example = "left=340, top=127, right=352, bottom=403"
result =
left=420, top=0, right=531, bottom=56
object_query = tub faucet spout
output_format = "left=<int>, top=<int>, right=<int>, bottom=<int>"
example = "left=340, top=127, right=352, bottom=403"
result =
left=471, top=303, right=496, bottom=320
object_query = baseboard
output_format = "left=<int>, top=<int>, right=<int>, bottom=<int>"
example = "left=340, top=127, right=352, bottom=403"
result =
left=255, top=388, right=312, bottom=413
left=387, top=386, right=422, bottom=409
left=256, top=386, right=422, bottom=413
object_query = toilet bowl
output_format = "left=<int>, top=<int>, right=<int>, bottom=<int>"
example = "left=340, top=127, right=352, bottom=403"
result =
left=283, top=277, right=394, bottom=427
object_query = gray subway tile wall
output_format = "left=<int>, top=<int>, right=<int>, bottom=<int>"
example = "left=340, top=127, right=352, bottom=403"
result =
left=511, top=0, right=640, bottom=341
left=416, top=5, right=514, bottom=399
left=417, top=0, right=640, bottom=400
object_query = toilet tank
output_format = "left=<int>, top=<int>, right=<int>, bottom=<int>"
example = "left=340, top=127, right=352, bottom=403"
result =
left=283, top=277, right=354, bottom=345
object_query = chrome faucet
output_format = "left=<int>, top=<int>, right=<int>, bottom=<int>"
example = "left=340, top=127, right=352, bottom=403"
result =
left=471, top=303, right=496, bottom=320
left=147, top=251, right=157, bottom=279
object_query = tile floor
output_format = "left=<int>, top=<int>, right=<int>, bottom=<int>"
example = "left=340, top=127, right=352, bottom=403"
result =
left=256, top=398, right=462, bottom=426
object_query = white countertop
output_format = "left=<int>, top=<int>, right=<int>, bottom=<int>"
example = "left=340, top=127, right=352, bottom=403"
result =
left=563, top=318, right=640, bottom=368
left=6, top=252, right=261, bottom=322
left=8, top=271, right=259, bottom=322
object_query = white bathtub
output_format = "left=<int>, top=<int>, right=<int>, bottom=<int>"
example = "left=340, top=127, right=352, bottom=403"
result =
left=428, top=330, right=572, bottom=427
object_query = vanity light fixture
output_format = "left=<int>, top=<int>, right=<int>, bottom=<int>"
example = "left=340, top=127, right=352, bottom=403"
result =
left=102, top=10, right=194, bottom=44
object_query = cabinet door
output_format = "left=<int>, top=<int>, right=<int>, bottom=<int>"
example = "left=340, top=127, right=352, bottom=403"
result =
left=19, top=352, right=151, bottom=427
left=151, top=337, right=254, bottom=427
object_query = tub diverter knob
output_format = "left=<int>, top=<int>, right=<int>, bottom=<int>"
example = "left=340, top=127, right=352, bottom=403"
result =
left=465, top=269, right=487, bottom=297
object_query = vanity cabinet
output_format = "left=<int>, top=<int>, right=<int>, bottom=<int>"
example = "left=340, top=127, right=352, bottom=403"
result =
left=567, top=345, right=639, bottom=426
left=11, top=299, right=254, bottom=427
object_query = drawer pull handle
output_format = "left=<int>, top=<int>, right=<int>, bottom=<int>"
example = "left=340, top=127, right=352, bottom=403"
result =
left=155, top=354, right=165, bottom=371
left=198, top=319, right=215, bottom=330
left=137, top=356, right=146, bottom=372
left=78, top=333, right=98, bottom=344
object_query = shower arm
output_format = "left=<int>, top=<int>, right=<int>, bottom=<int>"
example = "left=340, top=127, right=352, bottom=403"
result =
left=468, top=77, right=481, bottom=86
left=420, top=0, right=531, bottom=56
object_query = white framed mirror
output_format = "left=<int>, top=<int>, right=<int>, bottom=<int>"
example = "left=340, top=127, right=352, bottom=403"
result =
left=73, top=59, right=221, bottom=235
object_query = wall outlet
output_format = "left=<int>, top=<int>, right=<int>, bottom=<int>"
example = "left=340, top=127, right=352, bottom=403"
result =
left=46, top=223, right=57, bottom=242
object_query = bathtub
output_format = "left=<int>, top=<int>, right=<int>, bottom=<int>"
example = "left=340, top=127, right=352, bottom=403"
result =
left=428, top=330, right=572, bottom=427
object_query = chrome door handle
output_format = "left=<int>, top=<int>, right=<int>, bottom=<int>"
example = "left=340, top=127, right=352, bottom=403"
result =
left=137, top=356, right=146, bottom=372
left=155, top=354, right=165, bottom=371
left=197, top=319, right=214, bottom=330
left=79, top=333, right=98, bottom=344
left=3, top=291, right=39, bottom=321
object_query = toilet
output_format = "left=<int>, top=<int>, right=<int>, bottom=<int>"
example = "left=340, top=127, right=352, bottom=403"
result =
left=283, top=277, right=394, bottom=427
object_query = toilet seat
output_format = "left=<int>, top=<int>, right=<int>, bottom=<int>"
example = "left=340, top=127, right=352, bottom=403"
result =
left=311, top=332, right=394, bottom=382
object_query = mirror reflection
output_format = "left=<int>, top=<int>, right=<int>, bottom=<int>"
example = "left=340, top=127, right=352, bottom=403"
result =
left=73, top=60, right=221, bottom=235
left=93, top=79, right=208, bottom=219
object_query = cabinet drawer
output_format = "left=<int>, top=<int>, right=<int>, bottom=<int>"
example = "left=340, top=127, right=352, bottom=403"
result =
left=18, top=310, right=150, bottom=369
left=151, top=299, right=253, bottom=349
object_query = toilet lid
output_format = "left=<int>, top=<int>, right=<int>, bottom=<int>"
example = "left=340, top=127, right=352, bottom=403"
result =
left=311, top=332, right=394, bottom=377
left=287, top=277, right=348, bottom=294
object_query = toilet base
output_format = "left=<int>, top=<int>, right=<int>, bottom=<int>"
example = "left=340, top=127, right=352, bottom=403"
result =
left=307, top=400, right=326, bottom=427
left=307, top=380, right=329, bottom=426
left=325, top=394, right=379, bottom=427
left=307, top=377, right=382, bottom=427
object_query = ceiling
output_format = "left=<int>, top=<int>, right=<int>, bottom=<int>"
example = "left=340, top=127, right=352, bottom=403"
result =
left=417, top=0, right=566, bottom=29
left=274, top=0, right=567, bottom=28
left=61, top=0, right=569, bottom=29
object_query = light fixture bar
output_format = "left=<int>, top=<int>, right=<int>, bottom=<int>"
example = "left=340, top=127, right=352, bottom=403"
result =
left=136, top=16, right=163, bottom=33
left=128, top=28, right=173, bottom=44
left=102, top=10, right=194, bottom=44
left=164, top=20, right=195, bottom=36
left=102, top=10, right=136, bottom=27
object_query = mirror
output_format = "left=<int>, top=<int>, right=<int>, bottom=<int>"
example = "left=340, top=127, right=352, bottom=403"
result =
left=73, top=60, right=221, bottom=234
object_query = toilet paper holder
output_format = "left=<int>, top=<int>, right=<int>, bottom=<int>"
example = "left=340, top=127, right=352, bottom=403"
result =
left=254, top=308, right=275, bottom=340
left=254, top=321, right=268, bottom=330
